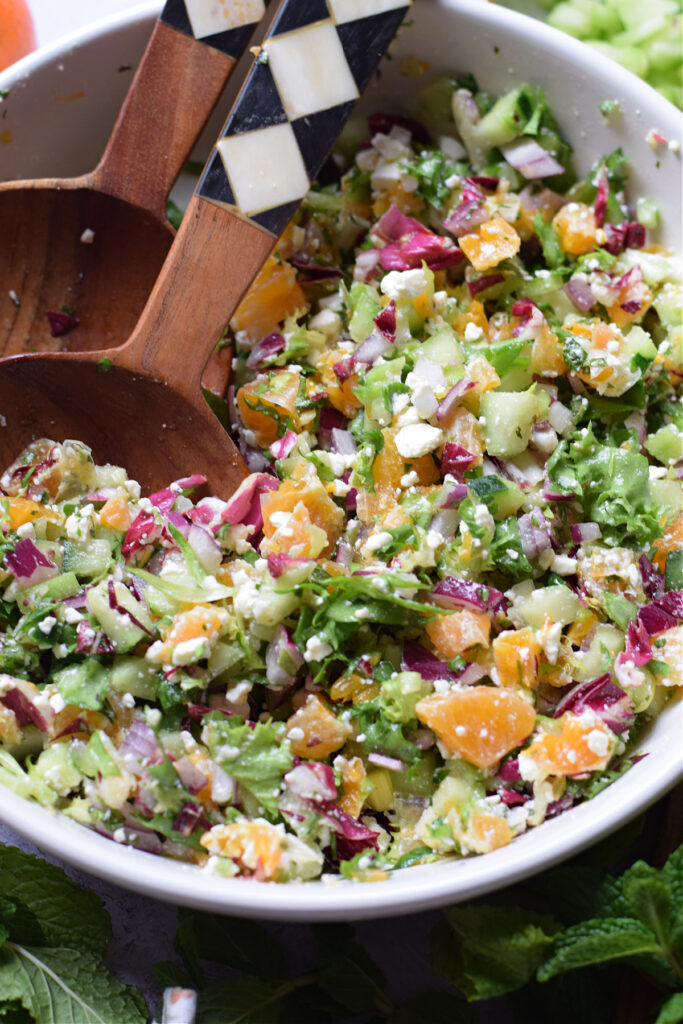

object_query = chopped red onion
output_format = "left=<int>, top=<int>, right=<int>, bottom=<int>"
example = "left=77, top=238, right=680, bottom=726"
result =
left=374, top=300, right=396, bottom=339
left=0, top=683, right=49, bottom=732
left=173, top=755, right=209, bottom=795
left=655, top=591, right=683, bottom=619
left=638, top=603, right=678, bottom=635
left=565, top=277, right=596, bottom=313
left=122, top=511, right=163, bottom=560
left=436, top=380, right=476, bottom=424
left=443, top=180, right=488, bottom=238
left=220, top=472, right=278, bottom=533
left=441, top=441, right=477, bottom=480
left=266, top=552, right=311, bottom=578
left=401, top=640, right=455, bottom=681
left=501, top=138, right=564, bottom=179
left=107, top=580, right=153, bottom=636
left=289, top=258, right=343, bottom=282
left=354, top=330, right=394, bottom=364
left=569, top=522, right=601, bottom=545
left=330, top=428, right=357, bottom=455
left=47, top=310, right=79, bottom=336
left=119, top=717, right=163, bottom=765
left=639, top=555, right=664, bottom=600
left=553, top=674, right=634, bottom=734
left=333, top=356, right=356, bottom=382
left=246, top=331, right=286, bottom=370
left=458, top=661, right=488, bottom=686
left=353, top=248, right=381, bottom=282
left=172, top=801, right=208, bottom=837
left=373, top=204, right=426, bottom=243
left=593, top=166, right=609, bottom=228
left=285, top=761, right=337, bottom=803
left=368, top=752, right=404, bottom=772
left=547, top=400, right=573, bottom=435
left=269, top=431, right=298, bottom=460
left=5, top=538, right=59, bottom=588
left=433, top=576, right=505, bottom=613
left=500, top=788, right=528, bottom=806
left=210, top=763, right=235, bottom=803
left=518, top=510, right=552, bottom=559
left=187, top=524, right=222, bottom=575
left=467, top=273, right=504, bottom=296
left=467, top=175, right=499, bottom=190
left=437, top=481, right=468, bottom=508
left=266, top=624, right=304, bottom=689
left=334, top=539, right=353, bottom=568
left=498, top=756, right=521, bottom=782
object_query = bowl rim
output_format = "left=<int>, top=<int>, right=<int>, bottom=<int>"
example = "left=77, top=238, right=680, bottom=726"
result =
left=0, top=0, right=681, bottom=921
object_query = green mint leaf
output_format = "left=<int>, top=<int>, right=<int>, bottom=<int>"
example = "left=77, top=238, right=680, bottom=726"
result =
left=537, top=917, right=662, bottom=981
left=622, top=865, right=672, bottom=944
left=433, top=904, right=558, bottom=1000
left=175, top=909, right=286, bottom=981
left=388, top=989, right=471, bottom=1024
left=151, top=960, right=192, bottom=990
left=0, top=943, right=147, bottom=1024
left=654, top=992, right=683, bottom=1024
left=196, top=976, right=312, bottom=1024
left=317, top=952, right=392, bottom=1016
left=0, top=844, right=111, bottom=956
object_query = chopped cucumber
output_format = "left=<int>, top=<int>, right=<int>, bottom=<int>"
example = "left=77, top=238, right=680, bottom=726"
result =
left=87, top=580, right=154, bottom=652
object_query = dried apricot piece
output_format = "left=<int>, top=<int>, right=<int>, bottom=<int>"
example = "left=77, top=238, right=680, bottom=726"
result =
left=317, top=349, right=362, bottom=418
left=425, top=609, right=491, bottom=660
left=330, top=672, right=380, bottom=705
left=520, top=711, right=615, bottom=779
left=415, top=686, right=535, bottom=770
left=493, top=628, right=542, bottom=690
left=286, top=693, right=352, bottom=760
left=200, top=819, right=283, bottom=878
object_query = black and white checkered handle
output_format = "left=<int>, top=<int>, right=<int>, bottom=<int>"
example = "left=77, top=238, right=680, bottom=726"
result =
left=160, top=0, right=271, bottom=58
left=196, top=0, right=412, bottom=235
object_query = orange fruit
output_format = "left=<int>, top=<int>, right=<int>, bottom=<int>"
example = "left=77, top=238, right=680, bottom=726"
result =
left=425, top=609, right=491, bottom=660
left=200, top=820, right=283, bottom=878
left=461, top=356, right=500, bottom=414
left=416, top=686, right=535, bottom=770
left=0, top=0, right=35, bottom=71
left=236, top=370, right=301, bottom=447
left=452, top=298, right=489, bottom=341
left=230, top=254, right=305, bottom=342
left=522, top=713, right=613, bottom=777
left=530, top=322, right=567, bottom=377
left=493, top=628, right=542, bottom=690
left=156, top=605, right=227, bottom=664
left=552, top=202, right=598, bottom=256
left=459, top=216, right=521, bottom=271
left=285, top=693, right=351, bottom=760
left=5, top=495, right=61, bottom=528
left=99, top=493, right=132, bottom=532
left=441, top=406, right=484, bottom=462
left=466, top=811, right=512, bottom=853
left=337, top=755, right=366, bottom=818
left=261, top=461, right=344, bottom=558
left=653, top=512, right=683, bottom=572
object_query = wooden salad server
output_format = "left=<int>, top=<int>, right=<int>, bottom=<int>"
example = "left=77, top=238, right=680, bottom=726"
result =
left=0, top=0, right=411, bottom=497
left=0, top=0, right=276, bottom=356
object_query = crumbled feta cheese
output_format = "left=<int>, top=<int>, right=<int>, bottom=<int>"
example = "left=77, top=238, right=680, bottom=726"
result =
left=304, top=635, right=333, bottom=662
left=364, top=531, right=393, bottom=553
left=380, top=268, right=428, bottom=301
left=473, top=503, right=495, bottom=534
left=586, top=728, right=610, bottom=758
left=395, top=423, right=444, bottom=458
left=464, top=322, right=484, bottom=342
left=80, top=228, right=95, bottom=244
left=550, top=554, right=578, bottom=576
left=38, top=615, right=57, bottom=636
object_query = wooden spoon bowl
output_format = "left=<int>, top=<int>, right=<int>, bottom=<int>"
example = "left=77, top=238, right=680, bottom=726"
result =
left=0, top=5, right=273, bottom=357
left=0, top=185, right=172, bottom=353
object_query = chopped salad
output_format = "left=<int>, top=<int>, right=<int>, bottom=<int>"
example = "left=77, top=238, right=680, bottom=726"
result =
left=0, top=77, right=681, bottom=883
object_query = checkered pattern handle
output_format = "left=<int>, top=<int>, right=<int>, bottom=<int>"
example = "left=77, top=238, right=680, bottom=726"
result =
left=197, top=0, right=412, bottom=235
left=160, top=0, right=271, bottom=58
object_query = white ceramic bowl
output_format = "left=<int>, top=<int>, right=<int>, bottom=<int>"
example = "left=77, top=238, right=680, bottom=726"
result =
left=0, top=0, right=680, bottom=921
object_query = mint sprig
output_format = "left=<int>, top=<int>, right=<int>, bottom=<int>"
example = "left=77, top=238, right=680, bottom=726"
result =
left=0, top=845, right=146, bottom=1024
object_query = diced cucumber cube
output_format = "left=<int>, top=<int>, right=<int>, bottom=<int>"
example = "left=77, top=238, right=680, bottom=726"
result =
left=479, top=390, right=541, bottom=458
left=87, top=580, right=154, bottom=652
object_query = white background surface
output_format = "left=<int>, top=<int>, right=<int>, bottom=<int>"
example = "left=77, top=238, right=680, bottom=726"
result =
left=28, top=0, right=158, bottom=48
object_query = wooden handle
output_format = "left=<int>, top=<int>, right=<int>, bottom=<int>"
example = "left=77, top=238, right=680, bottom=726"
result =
left=116, top=193, right=273, bottom=395
left=117, top=0, right=412, bottom=392
left=92, top=0, right=272, bottom=221
left=197, top=0, right=412, bottom=238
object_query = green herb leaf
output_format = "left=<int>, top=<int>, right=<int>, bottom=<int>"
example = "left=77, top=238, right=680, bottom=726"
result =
left=0, top=944, right=147, bottom=1024
left=654, top=992, right=683, bottom=1024
left=433, top=904, right=559, bottom=1000
left=196, top=976, right=313, bottom=1024
left=203, top=718, right=293, bottom=816
left=537, top=917, right=662, bottom=981
left=175, top=910, right=286, bottom=981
